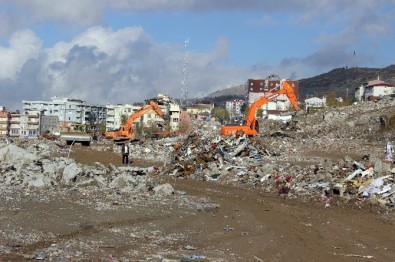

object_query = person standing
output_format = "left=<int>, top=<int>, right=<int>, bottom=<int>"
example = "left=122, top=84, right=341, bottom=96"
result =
left=385, top=141, right=394, bottom=163
left=121, top=142, right=130, bottom=165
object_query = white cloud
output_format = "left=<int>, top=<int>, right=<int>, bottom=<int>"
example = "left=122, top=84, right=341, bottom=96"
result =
left=1, top=0, right=394, bottom=110
left=0, top=26, right=249, bottom=110
left=0, top=29, right=42, bottom=79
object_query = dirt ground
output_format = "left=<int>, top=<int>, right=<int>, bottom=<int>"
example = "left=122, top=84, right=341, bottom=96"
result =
left=1, top=143, right=395, bottom=261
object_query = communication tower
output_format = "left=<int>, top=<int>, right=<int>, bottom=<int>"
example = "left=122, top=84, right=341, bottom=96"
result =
left=181, top=38, right=189, bottom=107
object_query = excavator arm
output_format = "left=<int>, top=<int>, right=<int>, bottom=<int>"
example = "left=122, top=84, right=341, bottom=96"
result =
left=105, top=100, right=166, bottom=141
left=220, top=81, right=299, bottom=136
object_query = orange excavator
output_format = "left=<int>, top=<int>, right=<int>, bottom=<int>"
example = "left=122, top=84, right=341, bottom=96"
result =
left=105, top=100, right=166, bottom=142
left=220, top=81, right=299, bottom=136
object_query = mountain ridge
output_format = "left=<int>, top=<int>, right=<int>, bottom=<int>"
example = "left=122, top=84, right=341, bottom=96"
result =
left=204, top=65, right=395, bottom=101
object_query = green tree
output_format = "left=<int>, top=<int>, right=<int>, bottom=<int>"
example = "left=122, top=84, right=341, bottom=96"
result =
left=121, top=114, right=128, bottom=125
left=326, top=91, right=337, bottom=107
left=240, top=103, right=248, bottom=117
left=211, top=107, right=230, bottom=123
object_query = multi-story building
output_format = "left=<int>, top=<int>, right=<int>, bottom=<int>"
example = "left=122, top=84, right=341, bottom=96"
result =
left=8, top=112, right=39, bottom=137
left=168, top=103, right=181, bottom=130
left=105, top=94, right=181, bottom=132
left=106, top=104, right=137, bottom=131
left=247, top=75, right=299, bottom=117
left=0, top=107, right=10, bottom=136
left=225, top=99, right=244, bottom=118
left=22, top=97, right=107, bottom=130
left=40, top=115, right=60, bottom=135
left=1, top=107, right=40, bottom=138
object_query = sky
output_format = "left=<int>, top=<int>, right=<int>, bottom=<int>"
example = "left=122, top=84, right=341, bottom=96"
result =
left=1, top=0, right=395, bottom=110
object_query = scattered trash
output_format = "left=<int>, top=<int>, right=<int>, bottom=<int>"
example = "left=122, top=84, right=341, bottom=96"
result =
left=34, top=251, right=46, bottom=260
left=223, top=226, right=234, bottom=231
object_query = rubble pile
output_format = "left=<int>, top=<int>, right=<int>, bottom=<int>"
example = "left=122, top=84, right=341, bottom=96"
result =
left=295, top=97, right=395, bottom=140
left=1, top=98, right=395, bottom=260
left=126, top=99, right=395, bottom=210
left=156, top=130, right=395, bottom=208
left=0, top=143, right=163, bottom=194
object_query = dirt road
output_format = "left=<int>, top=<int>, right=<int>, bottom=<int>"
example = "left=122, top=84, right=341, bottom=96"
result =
left=1, top=144, right=394, bottom=261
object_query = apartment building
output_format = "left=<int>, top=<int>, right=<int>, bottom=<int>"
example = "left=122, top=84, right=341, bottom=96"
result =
left=225, top=99, right=244, bottom=118
left=22, top=97, right=106, bottom=130
left=8, top=112, right=40, bottom=137
left=247, top=76, right=299, bottom=116
left=106, top=94, right=181, bottom=132
left=106, top=104, right=137, bottom=131
left=0, top=107, right=10, bottom=136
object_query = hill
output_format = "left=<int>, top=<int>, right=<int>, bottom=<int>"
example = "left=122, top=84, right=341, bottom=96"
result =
left=204, top=65, right=395, bottom=103
left=299, top=65, right=395, bottom=99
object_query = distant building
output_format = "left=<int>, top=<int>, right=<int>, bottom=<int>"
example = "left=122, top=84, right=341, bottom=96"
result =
left=10, top=112, right=40, bottom=138
left=105, top=94, right=181, bottom=132
left=304, top=97, right=327, bottom=111
left=40, top=115, right=59, bottom=135
left=106, top=104, right=137, bottom=131
left=22, top=97, right=107, bottom=130
left=0, top=108, right=10, bottom=137
left=225, top=99, right=244, bottom=118
left=186, top=102, right=215, bottom=119
left=247, top=76, right=299, bottom=117
left=0, top=107, right=40, bottom=138
left=355, top=77, right=395, bottom=101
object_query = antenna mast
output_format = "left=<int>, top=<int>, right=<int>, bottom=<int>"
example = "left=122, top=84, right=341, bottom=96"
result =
left=181, top=38, right=189, bottom=107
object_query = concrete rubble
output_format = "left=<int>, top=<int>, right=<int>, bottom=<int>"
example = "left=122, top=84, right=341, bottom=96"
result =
left=0, top=143, right=155, bottom=192
left=120, top=97, right=395, bottom=210
left=1, top=97, right=395, bottom=260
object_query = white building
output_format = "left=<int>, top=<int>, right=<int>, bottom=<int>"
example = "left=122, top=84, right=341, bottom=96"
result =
left=22, top=97, right=106, bottom=128
left=106, top=104, right=137, bottom=131
left=304, top=97, right=326, bottom=111
left=225, top=100, right=244, bottom=117
left=247, top=77, right=299, bottom=117
left=168, top=103, right=181, bottom=130
left=105, top=94, right=182, bottom=132
left=355, top=77, right=395, bottom=101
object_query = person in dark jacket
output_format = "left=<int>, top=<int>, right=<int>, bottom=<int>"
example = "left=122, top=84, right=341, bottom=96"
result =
left=121, top=142, right=130, bottom=165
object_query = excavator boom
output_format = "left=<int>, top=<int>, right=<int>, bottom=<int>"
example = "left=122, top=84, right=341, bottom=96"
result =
left=105, top=100, right=166, bottom=142
left=221, top=81, right=299, bottom=136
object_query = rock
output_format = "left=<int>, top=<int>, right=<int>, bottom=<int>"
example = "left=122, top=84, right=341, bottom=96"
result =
left=62, top=163, right=83, bottom=184
left=153, top=183, right=174, bottom=196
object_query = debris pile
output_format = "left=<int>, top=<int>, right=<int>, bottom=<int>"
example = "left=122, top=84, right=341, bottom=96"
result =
left=155, top=129, right=395, bottom=208
left=0, top=143, right=158, bottom=194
